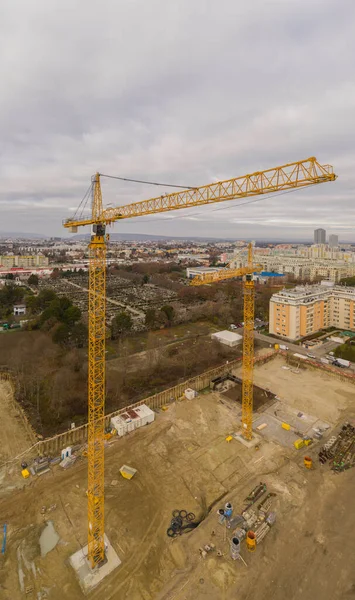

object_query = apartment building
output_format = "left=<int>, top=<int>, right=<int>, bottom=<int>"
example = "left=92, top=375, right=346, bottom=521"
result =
left=186, top=266, right=221, bottom=279
left=269, top=283, right=355, bottom=340
left=0, top=255, right=49, bottom=269
left=314, top=228, right=326, bottom=244
left=329, top=234, right=339, bottom=248
left=258, top=255, right=355, bottom=282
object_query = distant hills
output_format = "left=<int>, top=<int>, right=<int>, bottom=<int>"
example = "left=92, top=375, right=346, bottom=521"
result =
left=0, top=231, right=351, bottom=244
left=0, top=231, right=47, bottom=240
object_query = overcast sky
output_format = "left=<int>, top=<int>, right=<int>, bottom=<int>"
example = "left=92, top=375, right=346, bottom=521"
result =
left=1, top=0, right=354, bottom=240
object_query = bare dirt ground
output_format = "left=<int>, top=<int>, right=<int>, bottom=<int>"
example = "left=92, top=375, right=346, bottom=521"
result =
left=0, top=381, right=35, bottom=464
left=0, top=358, right=355, bottom=599
left=251, top=356, right=354, bottom=423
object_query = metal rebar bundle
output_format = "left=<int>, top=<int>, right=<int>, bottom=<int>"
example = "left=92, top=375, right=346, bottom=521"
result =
left=254, top=522, right=270, bottom=544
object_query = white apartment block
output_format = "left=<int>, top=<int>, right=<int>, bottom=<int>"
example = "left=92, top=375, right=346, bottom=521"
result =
left=257, top=255, right=355, bottom=282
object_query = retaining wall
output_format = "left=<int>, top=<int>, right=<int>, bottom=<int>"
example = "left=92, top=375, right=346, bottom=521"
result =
left=3, top=349, right=355, bottom=461
left=34, top=351, right=276, bottom=456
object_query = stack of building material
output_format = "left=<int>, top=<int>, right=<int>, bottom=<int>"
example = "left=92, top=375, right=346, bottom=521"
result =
left=33, top=457, right=51, bottom=476
left=242, top=509, right=258, bottom=530
left=60, top=456, right=76, bottom=469
left=254, top=522, right=270, bottom=544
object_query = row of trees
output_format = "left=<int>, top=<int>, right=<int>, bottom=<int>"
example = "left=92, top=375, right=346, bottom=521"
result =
left=106, top=337, right=241, bottom=413
left=0, top=331, right=88, bottom=435
left=0, top=283, right=27, bottom=320
left=334, top=342, right=355, bottom=362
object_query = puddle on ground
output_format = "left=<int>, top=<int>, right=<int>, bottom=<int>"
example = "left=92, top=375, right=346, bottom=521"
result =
left=39, top=521, right=60, bottom=557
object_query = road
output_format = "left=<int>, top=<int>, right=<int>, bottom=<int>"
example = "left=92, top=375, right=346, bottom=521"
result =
left=254, top=330, right=355, bottom=371
left=254, top=330, right=338, bottom=357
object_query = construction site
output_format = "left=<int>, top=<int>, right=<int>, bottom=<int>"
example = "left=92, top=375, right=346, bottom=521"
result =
left=1, top=351, right=355, bottom=599
left=2, top=158, right=354, bottom=600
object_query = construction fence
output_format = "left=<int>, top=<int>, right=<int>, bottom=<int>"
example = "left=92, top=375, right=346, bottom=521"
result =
left=4, top=349, right=355, bottom=460
left=282, top=351, right=355, bottom=383
left=11, top=351, right=277, bottom=457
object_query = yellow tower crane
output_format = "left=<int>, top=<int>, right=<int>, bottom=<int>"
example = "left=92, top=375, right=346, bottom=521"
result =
left=242, top=243, right=257, bottom=440
left=190, top=242, right=260, bottom=439
left=63, top=157, right=336, bottom=567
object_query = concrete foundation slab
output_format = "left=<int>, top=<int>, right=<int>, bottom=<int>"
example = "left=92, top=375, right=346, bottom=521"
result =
left=233, top=431, right=261, bottom=448
left=253, top=402, right=332, bottom=448
left=69, top=534, right=121, bottom=594
left=253, top=414, right=300, bottom=448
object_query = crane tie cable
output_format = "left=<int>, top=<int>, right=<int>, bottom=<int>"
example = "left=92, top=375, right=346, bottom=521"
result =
left=99, top=173, right=197, bottom=190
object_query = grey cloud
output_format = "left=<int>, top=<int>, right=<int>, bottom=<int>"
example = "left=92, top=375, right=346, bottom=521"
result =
left=0, top=0, right=354, bottom=239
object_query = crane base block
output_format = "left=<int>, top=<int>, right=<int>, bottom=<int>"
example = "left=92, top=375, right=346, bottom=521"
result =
left=233, top=431, right=261, bottom=449
left=69, top=534, right=121, bottom=594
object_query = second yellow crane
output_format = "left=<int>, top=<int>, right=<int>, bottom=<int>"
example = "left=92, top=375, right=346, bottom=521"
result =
left=191, top=243, right=260, bottom=439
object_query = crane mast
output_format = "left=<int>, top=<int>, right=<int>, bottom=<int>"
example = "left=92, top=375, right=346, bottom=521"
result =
left=87, top=175, right=106, bottom=566
left=63, top=157, right=336, bottom=568
left=191, top=243, right=258, bottom=439
left=241, top=244, right=255, bottom=440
